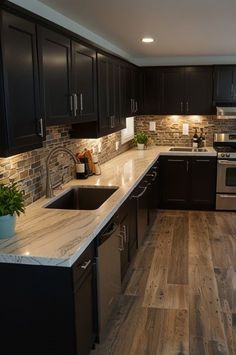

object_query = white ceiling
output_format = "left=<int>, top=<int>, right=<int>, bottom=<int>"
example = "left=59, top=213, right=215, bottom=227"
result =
left=12, top=0, right=236, bottom=65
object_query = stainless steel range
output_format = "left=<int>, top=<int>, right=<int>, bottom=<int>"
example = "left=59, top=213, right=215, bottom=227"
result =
left=214, top=133, right=236, bottom=210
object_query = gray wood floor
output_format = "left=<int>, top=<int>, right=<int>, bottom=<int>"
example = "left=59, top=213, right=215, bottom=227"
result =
left=91, top=210, right=236, bottom=355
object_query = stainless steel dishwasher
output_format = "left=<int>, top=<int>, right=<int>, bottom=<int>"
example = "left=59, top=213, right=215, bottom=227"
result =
left=97, top=215, right=122, bottom=341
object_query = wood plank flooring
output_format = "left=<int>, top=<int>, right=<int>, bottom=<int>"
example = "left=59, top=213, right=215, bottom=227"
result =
left=91, top=211, right=236, bottom=355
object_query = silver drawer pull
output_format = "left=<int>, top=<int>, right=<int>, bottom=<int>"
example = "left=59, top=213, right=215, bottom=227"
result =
left=80, top=259, right=91, bottom=269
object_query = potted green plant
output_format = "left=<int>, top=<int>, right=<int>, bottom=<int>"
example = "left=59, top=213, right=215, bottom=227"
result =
left=134, top=131, right=148, bottom=150
left=0, top=182, right=25, bottom=238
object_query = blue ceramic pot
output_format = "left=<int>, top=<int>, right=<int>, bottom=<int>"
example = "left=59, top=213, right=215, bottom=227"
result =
left=0, top=214, right=16, bottom=238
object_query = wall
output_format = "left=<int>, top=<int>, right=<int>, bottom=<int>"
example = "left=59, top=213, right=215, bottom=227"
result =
left=0, top=125, right=133, bottom=206
left=135, top=115, right=236, bottom=146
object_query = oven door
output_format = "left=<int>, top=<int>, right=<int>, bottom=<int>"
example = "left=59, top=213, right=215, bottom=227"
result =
left=217, top=159, right=236, bottom=193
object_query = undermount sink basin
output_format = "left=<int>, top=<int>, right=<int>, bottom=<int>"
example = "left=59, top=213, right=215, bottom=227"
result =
left=43, top=186, right=119, bottom=210
left=169, top=147, right=208, bottom=152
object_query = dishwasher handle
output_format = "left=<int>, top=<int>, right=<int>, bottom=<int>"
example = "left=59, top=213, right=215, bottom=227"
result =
left=99, top=222, right=119, bottom=245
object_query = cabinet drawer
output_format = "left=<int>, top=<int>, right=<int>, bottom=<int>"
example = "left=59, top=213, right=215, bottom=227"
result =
left=73, top=243, right=95, bottom=290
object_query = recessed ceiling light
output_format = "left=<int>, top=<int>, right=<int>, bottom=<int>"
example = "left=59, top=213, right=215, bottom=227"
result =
left=142, top=37, right=154, bottom=43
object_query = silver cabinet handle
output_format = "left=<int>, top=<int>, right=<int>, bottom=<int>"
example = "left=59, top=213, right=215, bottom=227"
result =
left=135, top=101, right=138, bottom=113
left=80, top=259, right=91, bottom=270
left=110, top=115, right=115, bottom=128
left=132, top=186, right=148, bottom=199
left=186, top=160, right=189, bottom=172
left=73, top=93, right=78, bottom=116
left=70, top=95, right=73, bottom=112
left=38, top=118, right=44, bottom=137
left=168, top=159, right=185, bottom=162
left=80, top=93, right=83, bottom=112
left=180, top=101, right=183, bottom=113
left=118, top=234, right=124, bottom=251
left=186, top=101, right=189, bottom=113
left=130, top=99, right=133, bottom=113
left=231, top=83, right=234, bottom=97
left=121, top=225, right=128, bottom=243
left=195, top=159, right=210, bottom=162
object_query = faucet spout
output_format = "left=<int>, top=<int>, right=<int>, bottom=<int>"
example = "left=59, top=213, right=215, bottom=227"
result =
left=45, top=147, right=77, bottom=198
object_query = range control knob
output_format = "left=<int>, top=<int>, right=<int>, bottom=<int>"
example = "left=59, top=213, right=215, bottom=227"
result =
left=226, top=153, right=230, bottom=158
left=221, top=153, right=225, bottom=158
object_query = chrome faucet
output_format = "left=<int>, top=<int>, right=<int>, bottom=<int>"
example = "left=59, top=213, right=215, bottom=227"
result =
left=45, top=146, right=77, bottom=198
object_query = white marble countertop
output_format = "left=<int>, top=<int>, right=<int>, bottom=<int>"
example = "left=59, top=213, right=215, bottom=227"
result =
left=0, top=146, right=216, bottom=267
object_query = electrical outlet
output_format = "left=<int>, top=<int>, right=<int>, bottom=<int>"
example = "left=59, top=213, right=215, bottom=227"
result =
left=182, top=123, right=189, bottom=135
left=149, top=121, right=156, bottom=131
left=115, top=141, right=119, bottom=150
left=98, top=142, right=102, bottom=153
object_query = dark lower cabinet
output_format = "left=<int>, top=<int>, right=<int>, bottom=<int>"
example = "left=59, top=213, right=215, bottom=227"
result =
left=118, top=197, right=138, bottom=281
left=190, top=157, right=217, bottom=209
left=160, top=156, right=216, bottom=210
left=161, top=157, right=189, bottom=208
left=146, top=160, right=161, bottom=225
left=0, top=243, right=96, bottom=355
left=0, top=11, right=43, bottom=156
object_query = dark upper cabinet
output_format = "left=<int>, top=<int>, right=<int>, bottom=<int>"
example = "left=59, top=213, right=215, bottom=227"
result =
left=71, top=42, right=97, bottom=123
left=0, top=11, right=43, bottom=157
left=185, top=67, right=213, bottom=114
left=162, top=67, right=213, bottom=115
left=38, top=27, right=73, bottom=125
left=97, top=53, right=121, bottom=136
left=141, top=68, right=163, bottom=115
left=162, top=67, right=185, bottom=114
left=126, top=64, right=139, bottom=116
left=213, top=66, right=236, bottom=103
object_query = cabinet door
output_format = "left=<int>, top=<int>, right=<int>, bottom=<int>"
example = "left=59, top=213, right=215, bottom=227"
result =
left=38, top=27, right=72, bottom=125
left=162, top=68, right=185, bottom=114
left=161, top=157, right=189, bottom=208
left=73, top=244, right=96, bottom=355
left=142, top=67, right=162, bottom=115
left=119, top=62, right=127, bottom=129
left=190, top=157, right=216, bottom=210
left=97, top=53, right=109, bottom=135
left=113, top=60, right=121, bottom=129
left=71, top=42, right=97, bottom=122
left=120, top=215, right=129, bottom=281
left=1, top=12, right=42, bottom=156
left=185, top=67, right=213, bottom=115
left=214, top=66, right=234, bottom=102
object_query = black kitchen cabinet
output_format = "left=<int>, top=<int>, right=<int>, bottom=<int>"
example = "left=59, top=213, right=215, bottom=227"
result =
left=38, top=27, right=73, bottom=125
left=141, top=67, right=163, bottom=115
left=146, top=160, right=161, bottom=226
left=73, top=243, right=97, bottom=355
left=97, top=53, right=121, bottom=136
left=126, top=64, right=139, bottom=116
left=0, top=11, right=43, bottom=157
left=161, top=156, right=189, bottom=208
left=71, top=42, right=97, bottom=123
left=0, top=242, right=97, bottom=355
left=162, top=67, right=185, bottom=114
left=160, top=156, right=216, bottom=210
left=190, top=157, right=216, bottom=209
left=162, top=67, right=213, bottom=115
left=118, top=197, right=138, bottom=281
left=213, top=66, right=236, bottom=103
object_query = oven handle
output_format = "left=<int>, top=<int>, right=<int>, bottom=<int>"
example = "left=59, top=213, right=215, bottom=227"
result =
left=218, top=160, right=236, bottom=166
left=218, top=194, right=236, bottom=198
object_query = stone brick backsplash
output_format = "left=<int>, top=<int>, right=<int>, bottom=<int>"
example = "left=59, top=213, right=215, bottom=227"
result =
left=0, top=125, right=133, bottom=206
left=135, top=115, right=236, bottom=146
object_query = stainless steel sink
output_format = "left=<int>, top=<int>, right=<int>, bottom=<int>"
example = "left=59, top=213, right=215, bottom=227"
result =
left=169, top=147, right=208, bottom=152
left=43, top=186, right=119, bottom=210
